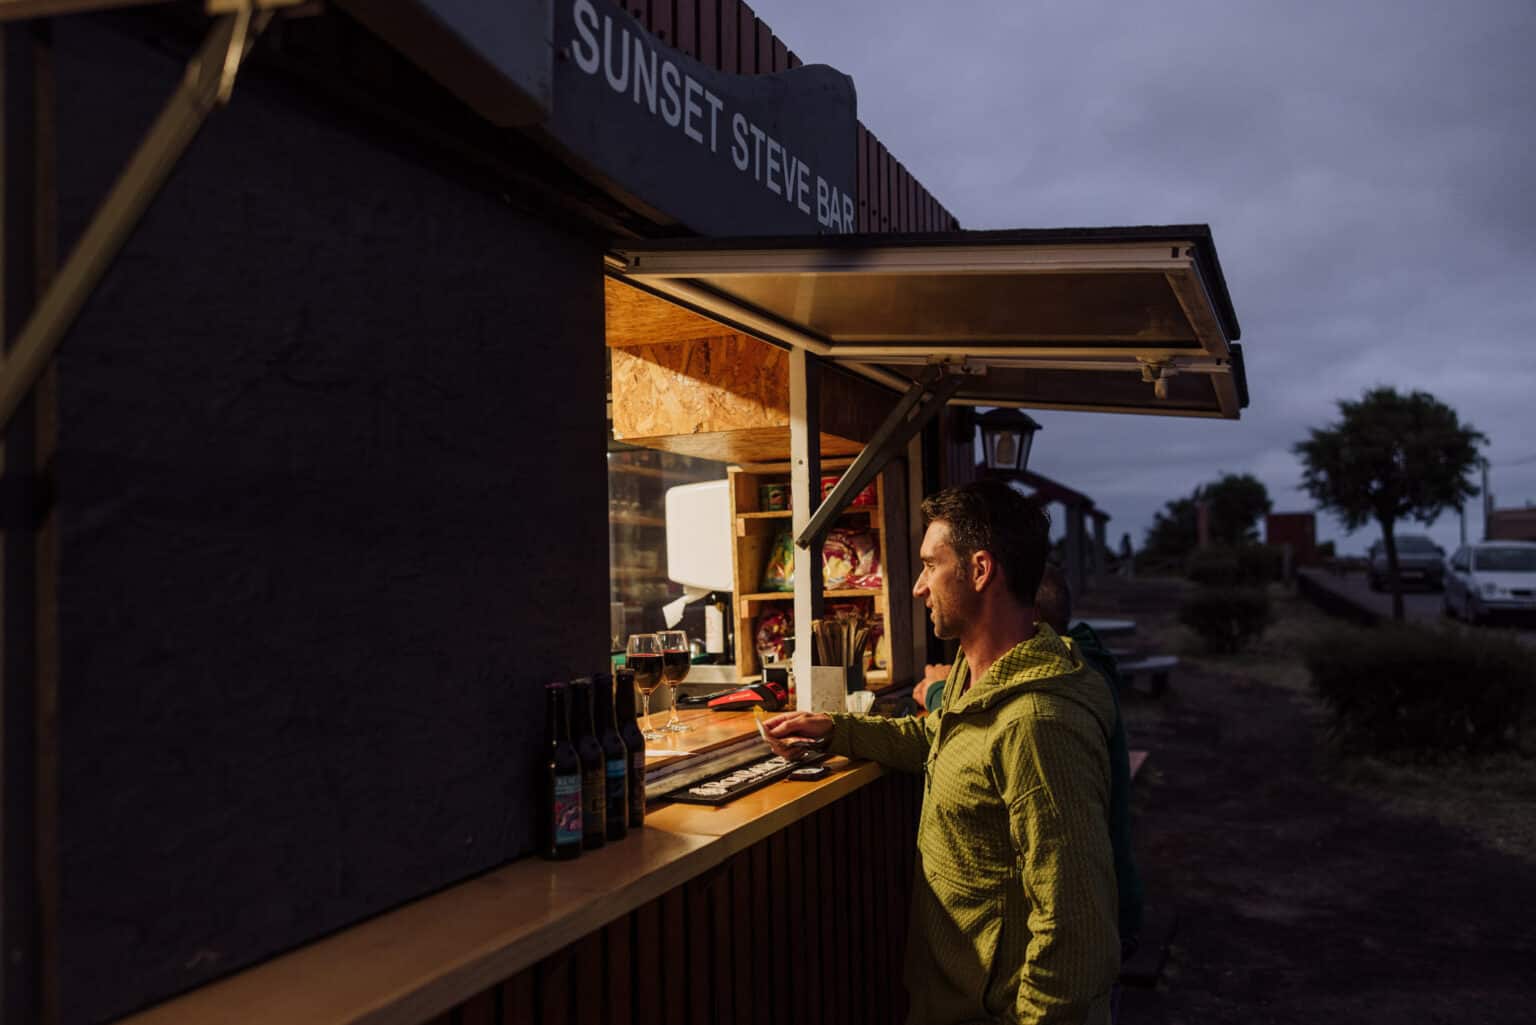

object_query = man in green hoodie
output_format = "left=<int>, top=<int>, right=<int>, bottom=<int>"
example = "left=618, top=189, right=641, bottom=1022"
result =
left=766, top=480, right=1120, bottom=1024
left=919, top=564, right=1144, bottom=967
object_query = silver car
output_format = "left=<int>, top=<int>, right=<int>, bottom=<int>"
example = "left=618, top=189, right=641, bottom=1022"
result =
left=1443, top=541, right=1536, bottom=624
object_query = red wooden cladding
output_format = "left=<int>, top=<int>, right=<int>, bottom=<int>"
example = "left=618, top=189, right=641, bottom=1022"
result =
left=897, top=172, right=909, bottom=236
left=627, top=1, right=647, bottom=29
left=772, top=36, right=788, bottom=72
left=757, top=21, right=774, bottom=75
left=856, top=124, right=869, bottom=232
left=676, top=0, right=697, bottom=57
left=633, top=902, right=662, bottom=1023
left=718, top=0, right=737, bottom=72
left=662, top=890, right=686, bottom=1022
left=605, top=917, right=634, bottom=1025
left=460, top=991, right=497, bottom=1025
left=536, top=948, right=573, bottom=1021
left=650, top=0, right=671, bottom=44
left=474, top=773, right=921, bottom=1025
left=883, top=145, right=895, bottom=232
left=574, top=932, right=603, bottom=1025
left=738, top=3, right=757, bottom=73
left=787, top=50, right=801, bottom=69
left=504, top=967, right=536, bottom=1023
left=697, top=0, right=716, bottom=67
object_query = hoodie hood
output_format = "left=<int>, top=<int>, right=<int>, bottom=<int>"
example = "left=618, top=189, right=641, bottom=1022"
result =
left=942, top=624, right=1117, bottom=743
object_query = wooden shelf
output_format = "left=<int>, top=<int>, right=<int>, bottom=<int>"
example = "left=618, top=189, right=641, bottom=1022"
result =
left=739, top=588, right=882, bottom=602
left=610, top=512, right=667, bottom=527
left=729, top=461, right=891, bottom=687
left=736, top=505, right=880, bottom=523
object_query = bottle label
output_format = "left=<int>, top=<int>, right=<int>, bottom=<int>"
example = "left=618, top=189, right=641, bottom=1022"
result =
left=582, top=768, right=605, bottom=833
left=605, top=758, right=627, bottom=820
left=554, top=773, right=582, bottom=846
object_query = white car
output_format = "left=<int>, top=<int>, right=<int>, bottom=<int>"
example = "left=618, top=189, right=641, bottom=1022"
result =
left=1443, top=541, right=1536, bottom=624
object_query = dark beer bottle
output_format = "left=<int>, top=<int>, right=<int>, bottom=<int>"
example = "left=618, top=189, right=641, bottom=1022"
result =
left=592, top=672, right=629, bottom=842
left=615, top=667, right=647, bottom=828
left=569, top=676, right=607, bottom=850
left=543, top=681, right=581, bottom=860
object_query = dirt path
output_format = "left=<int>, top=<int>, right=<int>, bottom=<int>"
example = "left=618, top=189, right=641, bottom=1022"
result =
left=1082, top=579, right=1536, bottom=1023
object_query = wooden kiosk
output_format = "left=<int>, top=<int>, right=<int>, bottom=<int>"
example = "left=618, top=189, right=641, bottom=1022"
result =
left=0, top=3, right=1243, bottom=1023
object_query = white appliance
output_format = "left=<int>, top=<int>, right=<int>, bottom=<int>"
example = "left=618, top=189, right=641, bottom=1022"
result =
left=663, top=480, right=733, bottom=652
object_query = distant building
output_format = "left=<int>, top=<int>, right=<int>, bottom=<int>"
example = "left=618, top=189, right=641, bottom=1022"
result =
left=1487, top=507, right=1536, bottom=542
left=1266, top=512, right=1319, bottom=564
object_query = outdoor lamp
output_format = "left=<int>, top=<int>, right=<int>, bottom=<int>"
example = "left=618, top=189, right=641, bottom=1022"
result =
left=976, top=407, right=1043, bottom=474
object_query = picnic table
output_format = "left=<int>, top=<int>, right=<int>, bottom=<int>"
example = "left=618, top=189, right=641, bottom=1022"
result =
left=1074, top=617, right=1137, bottom=637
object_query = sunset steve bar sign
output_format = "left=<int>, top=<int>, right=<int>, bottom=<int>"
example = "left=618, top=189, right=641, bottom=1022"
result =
left=549, top=0, right=859, bottom=236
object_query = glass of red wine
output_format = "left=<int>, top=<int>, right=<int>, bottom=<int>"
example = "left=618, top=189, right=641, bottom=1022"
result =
left=658, top=630, right=693, bottom=733
left=626, top=633, right=666, bottom=741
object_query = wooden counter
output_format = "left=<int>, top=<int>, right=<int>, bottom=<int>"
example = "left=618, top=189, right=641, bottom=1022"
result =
left=114, top=712, right=922, bottom=1025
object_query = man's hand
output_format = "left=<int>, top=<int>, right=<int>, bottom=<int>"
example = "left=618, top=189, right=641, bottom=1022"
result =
left=912, top=663, right=950, bottom=711
left=762, top=711, right=833, bottom=759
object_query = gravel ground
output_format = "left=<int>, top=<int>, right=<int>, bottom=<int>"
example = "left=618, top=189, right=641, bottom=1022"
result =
left=1079, top=578, right=1536, bottom=1024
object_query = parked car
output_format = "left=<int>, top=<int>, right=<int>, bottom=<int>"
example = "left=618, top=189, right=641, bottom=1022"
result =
left=1443, top=541, right=1536, bottom=624
left=1367, top=534, right=1445, bottom=591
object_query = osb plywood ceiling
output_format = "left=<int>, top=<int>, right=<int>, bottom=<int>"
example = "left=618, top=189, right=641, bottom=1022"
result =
left=605, top=277, right=736, bottom=348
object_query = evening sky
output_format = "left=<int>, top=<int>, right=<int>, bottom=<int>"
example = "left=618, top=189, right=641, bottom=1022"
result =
left=763, top=0, right=1536, bottom=553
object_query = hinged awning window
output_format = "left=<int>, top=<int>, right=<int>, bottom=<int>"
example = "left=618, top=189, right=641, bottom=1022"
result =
left=609, top=225, right=1246, bottom=419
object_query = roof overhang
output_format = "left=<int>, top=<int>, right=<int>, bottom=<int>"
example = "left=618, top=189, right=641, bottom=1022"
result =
left=609, top=225, right=1246, bottom=419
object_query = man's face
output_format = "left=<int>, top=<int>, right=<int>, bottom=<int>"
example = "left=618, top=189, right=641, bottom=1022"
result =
left=914, top=520, right=978, bottom=639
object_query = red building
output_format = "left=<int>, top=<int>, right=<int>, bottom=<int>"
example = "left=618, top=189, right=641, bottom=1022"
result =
left=1267, top=512, right=1319, bottom=565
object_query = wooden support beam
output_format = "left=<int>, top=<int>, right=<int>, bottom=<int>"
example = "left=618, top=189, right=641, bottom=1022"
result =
left=789, top=347, right=822, bottom=712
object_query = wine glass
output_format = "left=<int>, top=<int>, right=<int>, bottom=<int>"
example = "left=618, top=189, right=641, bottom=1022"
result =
left=658, top=630, right=693, bottom=733
left=627, top=633, right=665, bottom=741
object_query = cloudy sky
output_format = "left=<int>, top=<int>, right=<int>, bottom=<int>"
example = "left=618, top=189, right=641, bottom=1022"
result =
left=762, top=0, right=1536, bottom=554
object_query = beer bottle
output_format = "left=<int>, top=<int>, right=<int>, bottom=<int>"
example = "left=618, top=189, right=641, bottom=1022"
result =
left=542, top=681, right=581, bottom=860
left=615, top=667, right=647, bottom=827
left=593, top=672, right=629, bottom=842
left=569, top=677, right=607, bottom=850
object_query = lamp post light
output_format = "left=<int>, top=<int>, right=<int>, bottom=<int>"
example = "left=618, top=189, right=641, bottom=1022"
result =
left=976, top=407, right=1043, bottom=475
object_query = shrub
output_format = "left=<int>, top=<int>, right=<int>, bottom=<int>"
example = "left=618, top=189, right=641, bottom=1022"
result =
left=1185, top=545, right=1284, bottom=587
left=1178, top=587, right=1271, bottom=653
left=1305, top=623, right=1536, bottom=757
left=1238, top=545, right=1285, bottom=583
left=1185, top=549, right=1242, bottom=587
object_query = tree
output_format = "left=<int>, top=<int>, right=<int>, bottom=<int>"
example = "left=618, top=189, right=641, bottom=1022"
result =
left=1203, top=472, right=1273, bottom=546
left=1294, top=387, right=1485, bottom=621
left=1143, top=494, right=1198, bottom=562
left=1143, top=473, right=1273, bottom=561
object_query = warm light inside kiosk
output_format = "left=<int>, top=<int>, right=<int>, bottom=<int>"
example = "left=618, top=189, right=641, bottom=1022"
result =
left=606, top=226, right=1246, bottom=705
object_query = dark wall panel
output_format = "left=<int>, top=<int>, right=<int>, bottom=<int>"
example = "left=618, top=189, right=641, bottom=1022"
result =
left=54, top=20, right=608, bottom=1025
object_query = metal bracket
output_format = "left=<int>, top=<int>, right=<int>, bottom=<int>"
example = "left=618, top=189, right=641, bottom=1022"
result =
left=1139, top=359, right=1178, bottom=400
left=795, top=363, right=968, bottom=550
left=0, top=5, right=273, bottom=435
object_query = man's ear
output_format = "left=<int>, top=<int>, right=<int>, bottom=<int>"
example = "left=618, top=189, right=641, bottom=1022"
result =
left=969, top=549, right=997, bottom=593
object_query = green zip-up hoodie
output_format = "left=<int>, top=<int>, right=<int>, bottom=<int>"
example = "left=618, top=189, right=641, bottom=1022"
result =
left=827, top=625, right=1120, bottom=1024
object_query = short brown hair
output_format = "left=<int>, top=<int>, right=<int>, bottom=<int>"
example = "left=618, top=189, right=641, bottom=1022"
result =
left=921, top=479, right=1051, bottom=605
